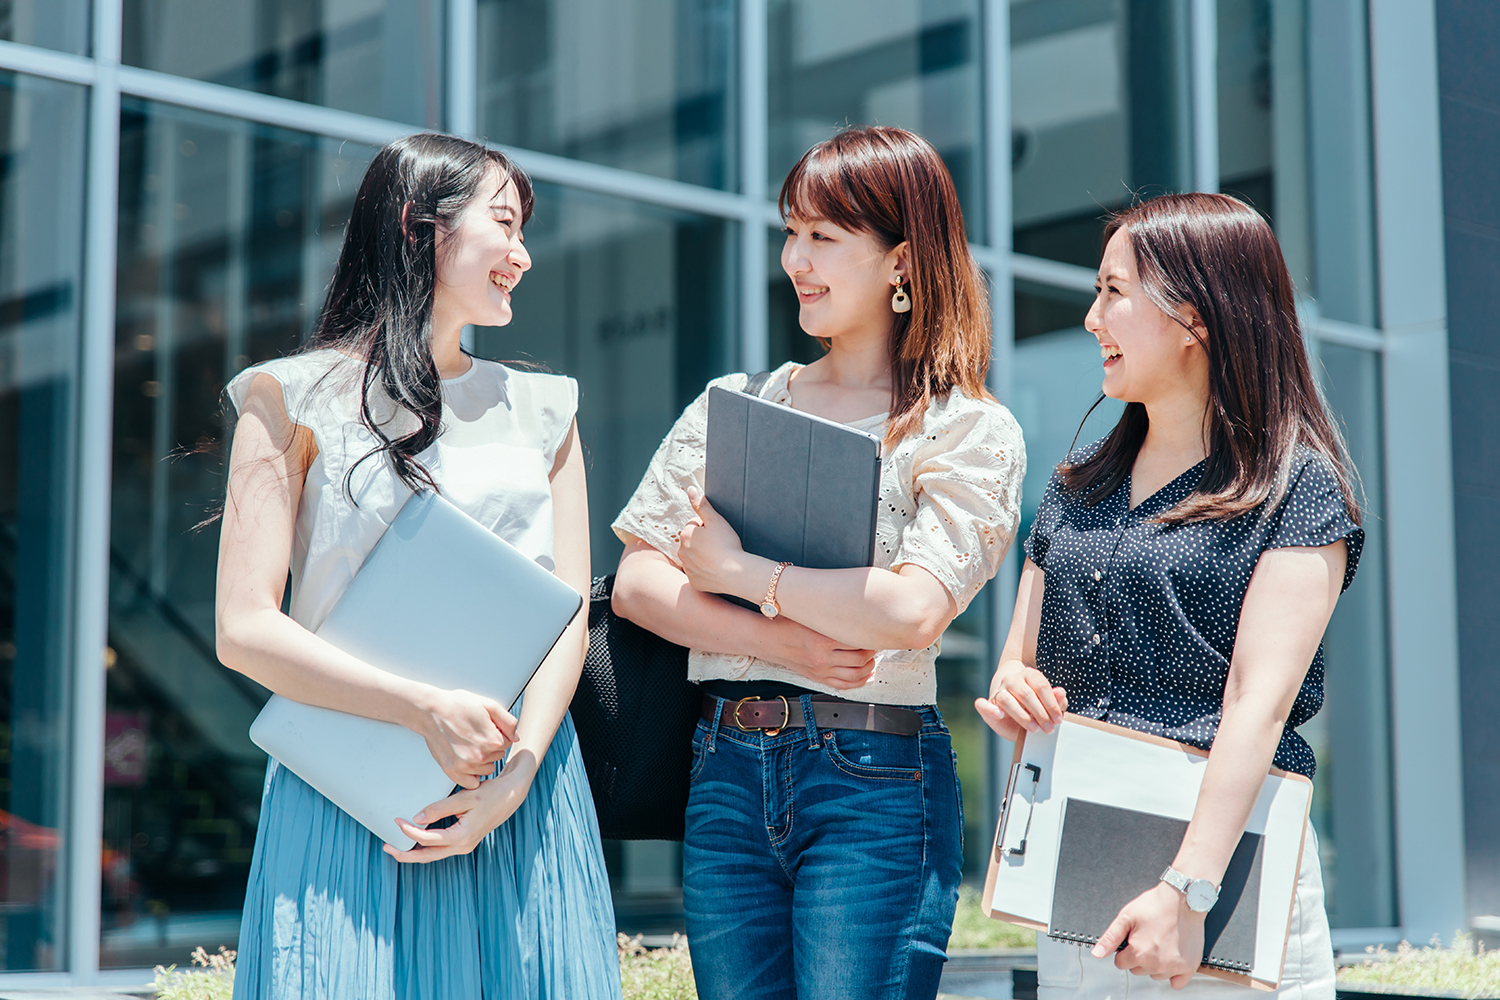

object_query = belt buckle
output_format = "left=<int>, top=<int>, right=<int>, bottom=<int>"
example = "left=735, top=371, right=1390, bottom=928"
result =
left=733, top=695, right=789, bottom=736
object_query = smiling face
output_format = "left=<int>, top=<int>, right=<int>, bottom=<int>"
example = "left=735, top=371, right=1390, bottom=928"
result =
left=1085, top=228, right=1206, bottom=406
left=432, top=166, right=531, bottom=330
left=780, top=214, right=906, bottom=343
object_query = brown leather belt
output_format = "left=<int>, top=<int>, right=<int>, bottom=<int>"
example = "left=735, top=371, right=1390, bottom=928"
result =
left=701, top=694, right=923, bottom=736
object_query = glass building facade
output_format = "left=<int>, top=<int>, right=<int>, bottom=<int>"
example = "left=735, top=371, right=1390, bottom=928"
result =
left=0, top=0, right=1474, bottom=983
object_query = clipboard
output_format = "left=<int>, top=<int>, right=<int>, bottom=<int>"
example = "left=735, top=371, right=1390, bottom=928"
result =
left=979, top=714, right=1313, bottom=990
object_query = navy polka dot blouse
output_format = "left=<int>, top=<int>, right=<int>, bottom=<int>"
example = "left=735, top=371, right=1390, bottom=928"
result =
left=1024, top=443, right=1364, bottom=777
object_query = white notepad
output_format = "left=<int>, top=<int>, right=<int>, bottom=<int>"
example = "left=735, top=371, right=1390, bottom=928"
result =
left=249, top=490, right=583, bottom=850
left=981, top=715, right=1312, bottom=991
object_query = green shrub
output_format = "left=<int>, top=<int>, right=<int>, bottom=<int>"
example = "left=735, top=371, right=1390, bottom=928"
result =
left=619, top=933, right=697, bottom=1000
left=153, top=946, right=235, bottom=1000
left=947, top=885, right=1038, bottom=951
left=1337, top=933, right=1500, bottom=998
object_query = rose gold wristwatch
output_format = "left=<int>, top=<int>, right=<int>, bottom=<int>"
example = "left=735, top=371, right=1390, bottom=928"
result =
left=760, top=562, right=793, bottom=619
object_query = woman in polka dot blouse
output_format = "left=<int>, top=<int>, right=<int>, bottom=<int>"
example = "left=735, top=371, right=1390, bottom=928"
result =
left=977, top=193, right=1363, bottom=997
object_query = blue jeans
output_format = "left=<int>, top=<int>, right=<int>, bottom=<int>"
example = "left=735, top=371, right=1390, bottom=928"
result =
left=682, top=696, right=963, bottom=1000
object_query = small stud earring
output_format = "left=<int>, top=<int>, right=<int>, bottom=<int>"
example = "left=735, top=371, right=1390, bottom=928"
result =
left=891, top=276, right=911, bottom=314
left=1184, top=335, right=1193, bottom=344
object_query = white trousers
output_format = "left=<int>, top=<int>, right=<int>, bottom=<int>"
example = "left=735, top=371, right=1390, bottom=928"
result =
left=1037, top=825, right=1336, bottom=999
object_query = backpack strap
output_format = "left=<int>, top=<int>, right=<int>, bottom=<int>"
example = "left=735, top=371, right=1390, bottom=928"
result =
left=743, top=370, right=773, bottom=398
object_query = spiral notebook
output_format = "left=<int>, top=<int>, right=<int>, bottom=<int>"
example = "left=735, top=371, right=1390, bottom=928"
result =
left=249, top=490, right=583, bottom=850
left=980, top=715, right=1313, bottom=990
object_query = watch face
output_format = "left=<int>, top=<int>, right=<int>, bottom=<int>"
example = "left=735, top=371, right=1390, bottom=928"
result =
left=760, top=601, right=778, bottom=618
left=1185, top=880, right=1218, bottom=913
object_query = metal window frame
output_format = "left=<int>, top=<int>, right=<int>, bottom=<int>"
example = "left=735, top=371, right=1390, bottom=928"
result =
left=0, top=0, right=1457, bottom=985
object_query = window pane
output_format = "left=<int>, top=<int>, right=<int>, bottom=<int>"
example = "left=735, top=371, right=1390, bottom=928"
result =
left=122, top=0, right=443, bottom=128
left=472, top=186, right=737, bottom=588
left=1217, top=0, right=1376, bottom=325
left=1012, top=0, right=1190, bottom=267
left=106, top=98, right=377, bottom=968
left=478, top=0, right=737, bottom=190
left=0, top=71, right=87, bottom=973
left=0, top=0, right=89, bottom=53
left=1308, top=342, right=1395, bottom=928
left=1011, top=282, right=1123, bottom=537
left=768, top=0, right=985, bottom=238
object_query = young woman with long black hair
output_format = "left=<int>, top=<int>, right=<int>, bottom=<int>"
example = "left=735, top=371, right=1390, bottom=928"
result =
left=977, top=192, right=1359, bottom=996
left=610, top=126, right=1026, bottom=999
left=215, top=133, right=620, bottom=999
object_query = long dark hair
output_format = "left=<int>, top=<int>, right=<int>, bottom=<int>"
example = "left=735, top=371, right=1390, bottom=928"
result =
left=1062, top=192, right=1361, bottom=526
left=310, top=132, right=533, bottom=497
left=779, top=126, right=992, bottom=448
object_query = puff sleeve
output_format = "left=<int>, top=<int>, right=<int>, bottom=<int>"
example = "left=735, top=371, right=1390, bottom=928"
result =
left=1267, top=452, right=1365, bottom=593
left=611, top=373, right=749, bottom=562
left=889, top=402, right=1026, bottom=615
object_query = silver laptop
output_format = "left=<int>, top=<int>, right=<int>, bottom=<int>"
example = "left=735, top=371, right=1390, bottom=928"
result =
left=248, top=490, right=583, bottom=850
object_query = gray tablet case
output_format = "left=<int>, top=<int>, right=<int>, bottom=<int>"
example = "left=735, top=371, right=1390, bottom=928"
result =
left=248, top=490, right=583, bottom=850
left=704, top=385, right=882, bottom=583
left=1048, top=798, right=1264, bottom=973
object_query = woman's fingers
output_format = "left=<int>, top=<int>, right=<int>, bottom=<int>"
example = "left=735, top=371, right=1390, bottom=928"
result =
left=974, top=697, right=1021, bottom=740
left=483, top=699, right=519, bottom=742
left=1092, top=910, right=1133, bottom=960
left=1009, top=682, right=1054, bottom=732
left=991, top=689, right=1039, bottom=732
left=1030, top=676, right=1064, bottom=724
left=410, top=788, right=477, bottom=827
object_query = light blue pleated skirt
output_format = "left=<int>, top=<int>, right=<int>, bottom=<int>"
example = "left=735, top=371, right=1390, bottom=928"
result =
left=234, top=713, right=623, bottom=1000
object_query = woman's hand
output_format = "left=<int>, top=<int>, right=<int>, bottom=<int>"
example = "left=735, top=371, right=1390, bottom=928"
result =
left=677, top=488, right=757, bottom=595
left=1090, top=881, right=1205, bottom=988
left=767, top=616, right=878, bottom=689
left=975, top=662, right=1067, bottom=741
left=384, top=750, right=539, bottom=863
left=411, top=686, right=518, bottom=789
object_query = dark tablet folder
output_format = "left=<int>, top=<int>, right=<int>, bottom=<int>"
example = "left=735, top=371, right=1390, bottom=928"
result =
left=1049, top=798, right=1265, bottom=974
left=704, top=386, right=882, bottom=600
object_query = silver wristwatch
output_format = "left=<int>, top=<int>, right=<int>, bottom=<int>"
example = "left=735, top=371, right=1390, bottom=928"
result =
left=1159, top=866, right=1220, bottom=913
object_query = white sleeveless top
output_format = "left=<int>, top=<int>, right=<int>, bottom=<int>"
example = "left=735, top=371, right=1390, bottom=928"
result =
left=226, top=349, right=578, bottom=634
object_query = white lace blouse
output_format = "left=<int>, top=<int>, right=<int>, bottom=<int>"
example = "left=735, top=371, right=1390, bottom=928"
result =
left=612, top=362, right=1026, bottom=705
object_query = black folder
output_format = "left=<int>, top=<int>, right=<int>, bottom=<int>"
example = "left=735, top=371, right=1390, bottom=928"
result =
left=1048, top=798, right=1265, bottom=974
left=704, top=386, right=882, bottom=588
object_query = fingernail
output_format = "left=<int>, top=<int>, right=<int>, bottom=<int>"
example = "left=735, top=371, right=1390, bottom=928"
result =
left=413, top=812, right=426, bottom=824
left=1027, top=720, right=1039, bottom=733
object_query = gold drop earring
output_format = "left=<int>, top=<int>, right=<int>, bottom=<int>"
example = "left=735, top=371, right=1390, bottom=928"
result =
left=891, top=276, right=911, bottom=314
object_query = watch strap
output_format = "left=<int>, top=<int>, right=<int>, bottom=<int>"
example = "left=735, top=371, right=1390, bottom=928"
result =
left=761, top=561, right=792, bottom=618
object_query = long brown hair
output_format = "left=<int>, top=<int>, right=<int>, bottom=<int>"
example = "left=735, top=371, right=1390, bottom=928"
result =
left=1062, top=192, right=1361, bottom=525
left=778, top=126, right=992, bottom=447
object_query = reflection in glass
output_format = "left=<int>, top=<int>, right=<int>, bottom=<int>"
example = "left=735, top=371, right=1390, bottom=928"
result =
left=122, top=0, right=444, bottom=128
left=477, top=0, right=736, bottom=190
left=472, top=184, right=736, bottom=587
left=106, top=98, right=376, bottom=967
left=0, top=0, right=89, bottom=53
left=768, top=0, right=985, bottom=235
left=0, top=71, right=87, bottom=973
left=1307, top=343, right=1395, bottom=928
left=1011, top=0, right=1190, bottom=267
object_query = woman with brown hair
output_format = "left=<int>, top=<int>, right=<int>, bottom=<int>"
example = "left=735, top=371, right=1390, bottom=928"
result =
left=611, top=125, right=1025, bottom=998
left=978, top=192, right=1357, bottom=995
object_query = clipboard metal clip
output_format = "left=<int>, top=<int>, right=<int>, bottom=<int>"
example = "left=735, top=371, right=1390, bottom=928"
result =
left=1005, top=763, right=1042, bottom=859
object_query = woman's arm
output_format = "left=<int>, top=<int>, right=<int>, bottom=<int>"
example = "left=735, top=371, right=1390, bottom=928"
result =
left=1092, top=541, right=1348, bottom=987
left=215, top=373, right=516, bottom=789
left=613, top=538, right=879, bottom=690
left=677, top=490, right=957, bottom=651
left=387, top=420, right=593, bottom=861
left=975, top=558, right=1067, bottom=741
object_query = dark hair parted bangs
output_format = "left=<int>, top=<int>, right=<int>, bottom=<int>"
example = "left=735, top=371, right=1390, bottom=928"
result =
left=1062, top=192, right=1362, bottom=527
left=309, top=132, right=533, bottom=499
left=779, top=126, right=992, bottom=447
